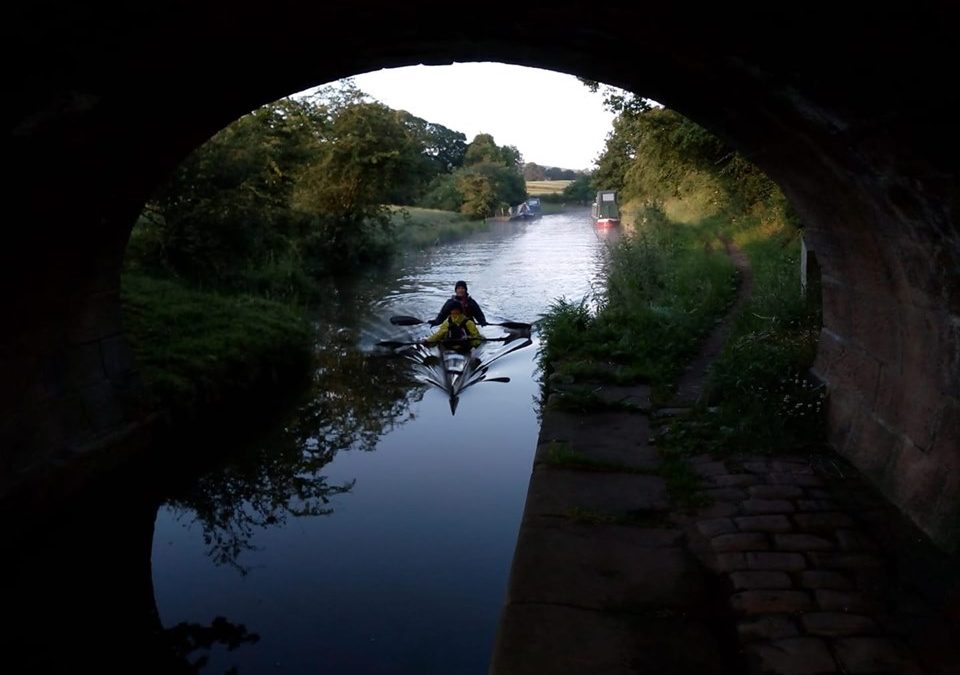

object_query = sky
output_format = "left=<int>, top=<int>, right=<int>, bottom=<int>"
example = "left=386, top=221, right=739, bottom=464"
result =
left=316, top=62, right=621, bottom=171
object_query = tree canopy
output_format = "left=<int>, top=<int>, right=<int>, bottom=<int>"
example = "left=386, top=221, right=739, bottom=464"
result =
left=130, top=82, right=529, bottom=294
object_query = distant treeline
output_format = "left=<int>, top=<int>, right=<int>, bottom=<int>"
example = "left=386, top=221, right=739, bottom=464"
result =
left=127, top=80, right=536, bottom=299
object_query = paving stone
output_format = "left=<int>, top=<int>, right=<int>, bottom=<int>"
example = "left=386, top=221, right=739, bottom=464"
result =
left=814, top=589, right=882, bottom=613
left=696, top=517, right=737, bottom=537
left=766, top=472, right=800, bottom=485
left=771, top=460, right=815, bottom=475
left=743, top=461, right=773, bottom=474
left=706, top=473, right=760, bottom=488
left=523, top=467, right=668, bottom=517
left=800, top=612, right=878, bottom=637
left=742, top=499, right=796, bottom=514
left=746, top=552, right=807, bottom=571
left=793, top=512, right=855, bottom=531
left=793, top=474, right=827, bottom=487
left=711, top=532, right=769, bottom=552
left=737, top=615, right=801, bottom=642
left=798, top=570, right=855, bottom=590
left=593, top=384, right=653, bottom=410
left=702, top=487, right=750, bottom=502
left=535, top=411, right=659, bottom=471
left=833, top=637, right=924, bottom=674
left=804, top=488, right=835, bottom=500
left=692, top=461, right=728, bottom=477
left=796, top=499, right=841, bottom=512
left=731, top=571, right=793, bottom=590
left=853, top=567, right=888, bottom=594
left=491, top=603, right=728, bottom=675
left=731, top=590, right=815, bottom=615
left=749, top=485, right=804, bottom=499
left=807, top=552, right=883, bottom=570
left=736, top=515, right=794, bottom=533
left=696, top=502, right=740, bottom=518
left=835, top=529, right=879, bottom=551
left=744, top=637, right=838, bottom=674
left=773, top=533, right=835, bottom=551
left=713, top=552, right=748, bottom=572
left=503, top=520, right=698, bottom=611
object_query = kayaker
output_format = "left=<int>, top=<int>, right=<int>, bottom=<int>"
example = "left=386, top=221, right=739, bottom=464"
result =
left=430, top=280, right=488, bottom=327
left=423, top=303, right=481, bottom=349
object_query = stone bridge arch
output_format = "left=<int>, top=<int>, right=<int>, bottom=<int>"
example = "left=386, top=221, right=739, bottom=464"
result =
left=5, top=2, right=957, bottom=549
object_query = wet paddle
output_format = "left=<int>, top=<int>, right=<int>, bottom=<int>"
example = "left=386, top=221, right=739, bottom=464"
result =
left=389, top=315, right=532, bottom=331
left=376, top=336, right=520, bottom=349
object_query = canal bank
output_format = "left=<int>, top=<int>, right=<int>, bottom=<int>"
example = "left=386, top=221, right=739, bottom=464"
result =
left=489, top=246, right=960, bottom=675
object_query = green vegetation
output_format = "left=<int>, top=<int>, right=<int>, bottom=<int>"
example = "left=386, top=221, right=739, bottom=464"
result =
left=660, top=217, right=825, bottom=458
left=121, top=274, right=315, bottom=424
left=541, top=441, right=653, bottom=473
left=122, top=80, right=537, bottom=422
left=126, top=81, right=529, bottom=302
left=538, top=205, right=736, bottom=402
left=539, top=85, right=825, bottom=494
left=388, top=206, right=490, bottom=248
left=657, top=449, right=711, bottom=510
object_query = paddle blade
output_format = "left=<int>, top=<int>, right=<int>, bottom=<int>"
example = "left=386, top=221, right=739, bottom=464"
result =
left=390, top=315, right=425, bottom=326
left=493, top=321, right=532, bottom=331
left=377, top=340, right=415, bottom=349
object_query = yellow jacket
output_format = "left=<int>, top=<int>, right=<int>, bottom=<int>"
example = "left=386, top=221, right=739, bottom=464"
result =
left=426, top=313, right=481, bottom=347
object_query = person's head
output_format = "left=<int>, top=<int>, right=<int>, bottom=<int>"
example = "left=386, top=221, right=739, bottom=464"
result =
left=455, top=280, right=468, bottom=298
left=448, top=303, right=463, bottom=318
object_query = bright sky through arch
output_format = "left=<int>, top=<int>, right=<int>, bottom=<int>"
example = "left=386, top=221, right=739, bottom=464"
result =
left=342, top=62, right=620, bottom=171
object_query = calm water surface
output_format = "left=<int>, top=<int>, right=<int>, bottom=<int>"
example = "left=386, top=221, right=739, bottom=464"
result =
left=151, top=209, right=617, bottom=673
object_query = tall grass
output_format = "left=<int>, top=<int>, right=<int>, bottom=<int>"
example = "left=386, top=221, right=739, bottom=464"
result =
left=539, top=202, right=826, bottom=458
left=695, top=218, right=825, bottom=454
left=538, top=204, right=736, bottom=399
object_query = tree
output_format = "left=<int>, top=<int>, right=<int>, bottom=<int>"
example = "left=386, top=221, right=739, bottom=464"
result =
left=455, top=161, right=526, bottom=218
left=523, top=163, right=547, bottom=181
left=397, top=111, right=468, bottom=174
left=562, top=174, right=595, bottom=204
left=464, top=134, right=522, bottom=169
left=148, top=100, right=315, bottom=285
left=464, top=133, right=503, bottom=166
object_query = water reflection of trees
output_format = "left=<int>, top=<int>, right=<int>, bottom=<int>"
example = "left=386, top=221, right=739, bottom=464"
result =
left=165, top=329, right=423, bottom=572
left=166, top=616, right=261, bottom=674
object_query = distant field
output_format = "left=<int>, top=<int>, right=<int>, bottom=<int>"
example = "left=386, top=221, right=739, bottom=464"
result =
left=526, top=180, right=573, bottom=195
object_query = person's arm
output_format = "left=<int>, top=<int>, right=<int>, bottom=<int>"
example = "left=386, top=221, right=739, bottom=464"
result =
left=430, top=300, right=452, bottom=326
left=424, top=320, right=448, bottom=344
left=470, top=298, right=487, bottom=326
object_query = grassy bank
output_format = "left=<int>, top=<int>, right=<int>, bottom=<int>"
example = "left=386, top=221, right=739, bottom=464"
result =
left=121, top=273, right=316, bottom=426
left=122, top=206, right=493, bottom=428
left=538, top=204, right=737, bottom=405
left=537, top=195, right=825, bottom=457
left=389, top=206, right=490, bottom=248
left=661, top=215, right=825, bottom=457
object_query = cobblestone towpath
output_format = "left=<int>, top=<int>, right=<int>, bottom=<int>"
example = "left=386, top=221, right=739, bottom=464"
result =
left=489, top=243, right=960, bottom=675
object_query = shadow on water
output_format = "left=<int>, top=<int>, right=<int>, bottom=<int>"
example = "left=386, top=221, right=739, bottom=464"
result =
left=0, top=317, right=428, bottom=673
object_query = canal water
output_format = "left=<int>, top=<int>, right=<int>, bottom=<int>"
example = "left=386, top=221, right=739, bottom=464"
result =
left=5, top=207, right=618, bottom=674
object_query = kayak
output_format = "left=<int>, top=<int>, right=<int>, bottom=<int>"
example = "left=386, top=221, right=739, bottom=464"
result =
left=404, top=342, right=481, bottom=414
left=397, top=333, right=532, bottom=415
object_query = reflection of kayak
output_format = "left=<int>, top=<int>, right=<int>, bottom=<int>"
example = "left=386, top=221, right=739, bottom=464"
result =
left=439, top=345, right=478, bottom=414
